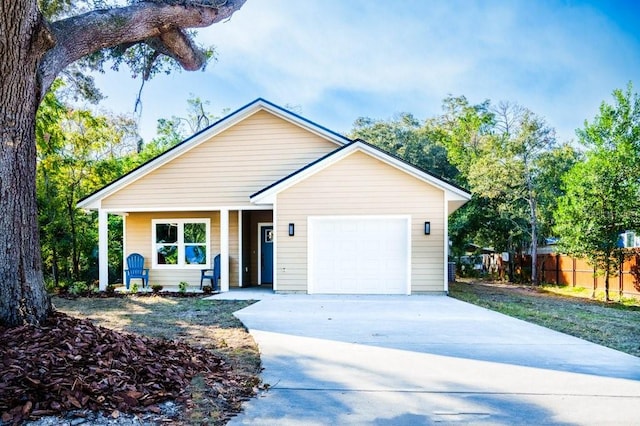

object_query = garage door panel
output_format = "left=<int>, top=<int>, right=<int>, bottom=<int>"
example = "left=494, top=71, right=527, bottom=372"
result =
left=309, top=216, right=410, bottom=294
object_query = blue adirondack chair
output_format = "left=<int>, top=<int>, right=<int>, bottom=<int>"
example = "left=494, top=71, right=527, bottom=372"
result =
left=125, top=253, right=149, bottom=289
left=200, top=254, right=221, bottom=290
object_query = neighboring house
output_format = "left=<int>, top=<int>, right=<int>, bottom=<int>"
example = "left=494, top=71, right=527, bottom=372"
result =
left=619, top=231, right=640, bottom=248
left=77, top=99, right=471, bottom=295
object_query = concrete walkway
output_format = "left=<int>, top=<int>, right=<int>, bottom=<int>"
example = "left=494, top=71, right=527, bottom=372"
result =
left=211, top=293, right=640, bottom=425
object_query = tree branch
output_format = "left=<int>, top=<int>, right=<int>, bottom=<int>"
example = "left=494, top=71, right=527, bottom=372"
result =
left=144, top=28, right=206, bottom=72
left=38, top=0, right=246, bottom=98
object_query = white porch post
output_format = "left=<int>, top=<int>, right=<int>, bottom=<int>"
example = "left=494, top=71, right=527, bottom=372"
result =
left=443, top=200, right=450, bottom=293
left=220, top=208, right=230, bottom=292
left=238, top=210, right=243, bottom=287
left=98, top=208, right=109, bottom=291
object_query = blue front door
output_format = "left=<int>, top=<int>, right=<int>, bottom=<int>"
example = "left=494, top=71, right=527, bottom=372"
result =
left=260, top=225, right=274, bottom=284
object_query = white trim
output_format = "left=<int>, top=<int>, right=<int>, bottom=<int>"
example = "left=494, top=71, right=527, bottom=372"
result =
left=98, top=209, right=109, bottom=291
left=77, top=99, right=349, bottom=210
left=307, top=215, right=412, bottom=295
left=272, top=200, right=278, bottom=291
left=220, top=209, right=229, bottom=292
left=122, top=214, right=127, bottom=288
left=257, top=222, right=273, bottom=285
left=238, top=210, right=243, bottom=288
left=251, top=141, right=471, bottom=205
left=307, top=217, right=315, bottom=294
left=151, top=218, right=211, bottom=269
left=444, top=201, right=450, bottom=293
left=406, top=217, right=413, bottom=295
left=97, top=205, right=272, bottom=214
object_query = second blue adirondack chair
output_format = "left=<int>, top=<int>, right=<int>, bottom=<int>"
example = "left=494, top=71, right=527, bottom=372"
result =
left=200, top=254, right=221, bottom=290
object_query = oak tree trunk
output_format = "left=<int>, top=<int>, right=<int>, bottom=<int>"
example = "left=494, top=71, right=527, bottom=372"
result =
left=0, top=1, right=53, bottom=325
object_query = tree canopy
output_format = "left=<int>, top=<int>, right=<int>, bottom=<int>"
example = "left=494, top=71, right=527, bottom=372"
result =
left=554, top=83, right=640, bottom=300
left=430, top=97, right=579, bottom=283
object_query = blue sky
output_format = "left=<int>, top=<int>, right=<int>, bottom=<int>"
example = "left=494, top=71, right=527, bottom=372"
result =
left=92, top=0, right=640, bottom=144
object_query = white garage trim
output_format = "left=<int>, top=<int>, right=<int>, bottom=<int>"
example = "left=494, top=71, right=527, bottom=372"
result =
left=308, top=215, right=411, bottom=295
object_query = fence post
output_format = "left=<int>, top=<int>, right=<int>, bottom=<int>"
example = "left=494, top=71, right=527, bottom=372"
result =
left=619, top=264, right=624, bottom=300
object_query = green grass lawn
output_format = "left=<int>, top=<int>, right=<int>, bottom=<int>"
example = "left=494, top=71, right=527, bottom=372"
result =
left=449, top=280, right=640, bottom=357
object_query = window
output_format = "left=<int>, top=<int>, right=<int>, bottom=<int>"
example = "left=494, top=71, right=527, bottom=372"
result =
left=152, top=219, right=210, bottom=268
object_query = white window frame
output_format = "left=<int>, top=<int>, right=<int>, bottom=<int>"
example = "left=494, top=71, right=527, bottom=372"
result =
left=152, top=218, right=210, bottom=269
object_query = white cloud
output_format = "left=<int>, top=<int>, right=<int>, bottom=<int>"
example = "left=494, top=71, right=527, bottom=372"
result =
left=93, top=0, right=640, bottom=144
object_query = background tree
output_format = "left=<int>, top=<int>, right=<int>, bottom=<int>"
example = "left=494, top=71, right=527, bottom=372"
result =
left=554, top=84, right=640, bottom=300
left=433, top=96, right=572, bottom=284
left=140, top=96, right=221, bottom=159
left=350, top=113, right=458, bottom=181
left=37, top=85, right=139, bottom=290
left=0, top=0, right=246, bottom=326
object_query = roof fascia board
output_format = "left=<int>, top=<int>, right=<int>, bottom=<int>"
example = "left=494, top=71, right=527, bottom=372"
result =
left=97, top=205, right=272, bottom=214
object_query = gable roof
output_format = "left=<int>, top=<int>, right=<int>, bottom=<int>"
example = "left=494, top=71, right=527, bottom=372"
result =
left=250, top=139, right=472, bottom=210
left=77, top=98, right=353, bottom=210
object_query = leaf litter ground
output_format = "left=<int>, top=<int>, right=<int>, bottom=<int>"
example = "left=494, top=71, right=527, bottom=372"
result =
left=1, top=295, right=261, bottom=425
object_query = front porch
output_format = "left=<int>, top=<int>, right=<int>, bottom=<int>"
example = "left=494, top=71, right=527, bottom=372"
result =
left=96, top=208, right=275, bottom=293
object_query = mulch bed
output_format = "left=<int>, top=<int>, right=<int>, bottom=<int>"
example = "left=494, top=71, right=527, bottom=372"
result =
left=0, top=312, right=257, bottom=425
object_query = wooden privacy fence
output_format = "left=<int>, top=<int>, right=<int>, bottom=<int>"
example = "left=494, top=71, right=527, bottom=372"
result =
left=535, top=253, right=640, bottom=297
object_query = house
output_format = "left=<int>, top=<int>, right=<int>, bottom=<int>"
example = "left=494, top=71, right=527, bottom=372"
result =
left=77, top=99, right=471, bottom=294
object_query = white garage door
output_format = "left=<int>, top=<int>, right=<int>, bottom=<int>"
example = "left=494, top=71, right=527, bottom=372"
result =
left=308, top=216, right=410, bottom=294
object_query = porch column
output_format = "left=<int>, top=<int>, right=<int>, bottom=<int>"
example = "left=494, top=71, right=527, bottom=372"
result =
left=220, top=208, right=229, bottom=292
left=443, top=200, right=449, bottom=293
left=98, top=208, right=109, bottom=291
left=238, top=210, right=243, bottom=287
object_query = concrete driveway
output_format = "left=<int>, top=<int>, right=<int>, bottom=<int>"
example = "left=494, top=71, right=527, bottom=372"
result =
left=218, top=292, right=640, bottom=425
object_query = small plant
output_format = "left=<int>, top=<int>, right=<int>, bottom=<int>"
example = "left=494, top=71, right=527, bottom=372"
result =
left=178, top=281, right=188, bottom=294
left=105, top=284, right=116, bottom=295
left=44, top=277, right=58, bottom=294
left=151, top=284, right=163, bottom=294
left=130, top=282, right=139, bottom=293
left=202, top=285, right=212, bottom=294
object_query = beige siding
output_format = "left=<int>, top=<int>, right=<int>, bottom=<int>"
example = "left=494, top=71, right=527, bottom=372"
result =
left=103, top=110, right=338, bottom=209
left=125, top=211, right=241, bottom=289
left=276, top=151, right=445, bottom=293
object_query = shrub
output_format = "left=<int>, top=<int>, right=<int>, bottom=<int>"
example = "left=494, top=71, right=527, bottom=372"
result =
left=44, top=277, right=58, bottom=294
left=202, top=285, right=212, bottom=294
left=151, top=284, right=163, bottom=293
left=178, top=281, right=188, bottom=294
left=131, top=282, right=139, bottom=293
left=69, top=281, right=89, bottom=296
